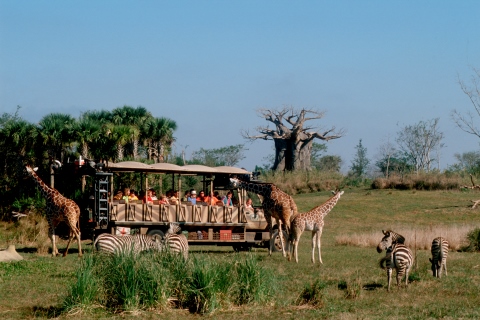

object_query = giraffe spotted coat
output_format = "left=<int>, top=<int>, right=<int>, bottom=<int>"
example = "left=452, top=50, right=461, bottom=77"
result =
left=289, top=190, right=344, bottom=263
left=25, top=165, right=82, bottom=257
left=230, top=178, right=298, bottom=257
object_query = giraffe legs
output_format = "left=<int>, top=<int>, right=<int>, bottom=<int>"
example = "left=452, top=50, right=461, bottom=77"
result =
left=49, top=227, right=59, bottom=257
left=63, top=224, right=82, bottom=257
left=276, top=219, right=287, bottom=258
left=310, top=228, right=323, bottom=264
left=265, top=214, right=274, bottom=256
left=291, top=230, right=301, bottom=263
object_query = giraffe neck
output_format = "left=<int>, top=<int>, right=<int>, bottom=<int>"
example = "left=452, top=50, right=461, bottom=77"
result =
left=28, top=170, right=56, bottom=200
left=318, top=193, right=342, bottom=219
left=238, top=181, right=272, bottom=197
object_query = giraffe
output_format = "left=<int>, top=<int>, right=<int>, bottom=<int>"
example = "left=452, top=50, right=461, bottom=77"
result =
left=25, top=165, right=83, bottom=257
left=230, top=177, right=298, bottom=257
left=288, top=190, right=344, bottom=264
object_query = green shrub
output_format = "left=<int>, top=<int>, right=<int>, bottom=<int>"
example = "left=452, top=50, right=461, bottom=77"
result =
left=296, top=279, right=327, bottom=307
left=466, top=228, right=480, bottom=252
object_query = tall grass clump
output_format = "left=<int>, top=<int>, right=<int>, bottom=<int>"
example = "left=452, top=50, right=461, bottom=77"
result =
left=180, top=255, right=223, bottom=314
left=335, top=225, right=473, bottom=251
left=371, top=172, right=462, bottom=190
left=8, top=211, right=50, bottom=254
left=262, top=170, right=343, bottom=195
left=231, top=253, right=277, bottom=305
left=465, top=227, right=480, bottom=251
left=63, top=254, right=101, bottom=313
left=296, top=279, right=327, bottom=307
left=62, top=251, right=279, bottom=315
left=102, top=249, right=170, bottom=312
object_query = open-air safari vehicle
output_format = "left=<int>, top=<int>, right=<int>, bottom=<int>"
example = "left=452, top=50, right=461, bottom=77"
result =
left=86, top=161, right=286, bottom=252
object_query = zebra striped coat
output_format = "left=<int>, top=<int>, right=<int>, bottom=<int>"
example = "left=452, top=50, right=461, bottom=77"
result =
left=94, top=233, right=164, bottom=255
left=379, top=242, right=413, bottom=291
left=430, top=237, right=449, bottom=278
left=377, top=229, right=406, bottom=253
left=164, top=223, right=189, bottom=260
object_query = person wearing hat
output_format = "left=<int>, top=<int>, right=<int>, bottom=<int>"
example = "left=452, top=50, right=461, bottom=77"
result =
left=187, top=189, right=197, bottom=204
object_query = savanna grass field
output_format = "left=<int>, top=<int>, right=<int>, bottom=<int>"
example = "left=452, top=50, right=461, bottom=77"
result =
left=1, top=187, right=480, bottom=319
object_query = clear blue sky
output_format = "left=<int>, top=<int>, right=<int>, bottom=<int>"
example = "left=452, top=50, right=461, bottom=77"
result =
left=1, top=1, right=479, bottom=172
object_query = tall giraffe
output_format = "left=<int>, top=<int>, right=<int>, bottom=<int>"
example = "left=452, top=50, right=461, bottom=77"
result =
left=230, top=177, right=298, bottom=257
left=25, top=166, right=83, bottom=257
left=289, top=190, right=344, bottom=264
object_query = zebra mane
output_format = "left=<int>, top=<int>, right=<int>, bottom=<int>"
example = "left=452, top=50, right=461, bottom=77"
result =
left=168, top=222, right=182, bottom=234
left=383, top=229, right=406, bottom=244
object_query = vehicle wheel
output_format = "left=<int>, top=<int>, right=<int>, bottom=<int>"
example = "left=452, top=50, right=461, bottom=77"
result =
left=272, top=230, right=288, bottom=252
left=147, top=229, right=165, bottom=241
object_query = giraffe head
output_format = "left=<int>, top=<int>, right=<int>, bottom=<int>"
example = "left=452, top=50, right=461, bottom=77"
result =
left=229, top=177, right=241, bottom=188
left=25, top=165, right=39, bottom=174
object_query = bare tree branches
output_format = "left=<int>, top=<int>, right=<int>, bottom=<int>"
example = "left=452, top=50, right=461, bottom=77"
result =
left=242, top=106, right=343, bottom=142
left=451, top=67, right=480, bottom=138
left=396, top=118, right=444, bottom=173
left=241, top=106, right=344, bottom=171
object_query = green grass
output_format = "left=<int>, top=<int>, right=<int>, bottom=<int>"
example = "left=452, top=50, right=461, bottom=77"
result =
left=1, top=188, right=480, bottom=319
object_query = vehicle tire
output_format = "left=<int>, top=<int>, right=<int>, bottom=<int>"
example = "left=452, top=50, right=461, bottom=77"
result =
left=147, top=229, right=165, bottom=241
left=272, top=230, right=288, bottom=252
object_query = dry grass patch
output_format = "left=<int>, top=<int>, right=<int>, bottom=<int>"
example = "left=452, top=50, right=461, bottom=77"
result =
left=335, top=224, right=473, bottom=251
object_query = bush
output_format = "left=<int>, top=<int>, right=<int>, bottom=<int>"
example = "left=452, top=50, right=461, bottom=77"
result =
left=466, top=228, right=480, bottom=252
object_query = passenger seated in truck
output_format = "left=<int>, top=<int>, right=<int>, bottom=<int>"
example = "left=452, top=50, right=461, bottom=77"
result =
left=129, top=190, right=139, bottom=201
left=187, top=190, right=197, bottom=204
left=158, top=195, right=168, bottom=204
left=122, top=188, right=131, bottom=203
left=113, top=190, right=123, bottom=200
left=207, top=191, right=220, bottom=205
left=144, top=189, right=154, bottom=204
left=181, top=190, right=191, bottom=202
left=169, top=190, right=179, bottom=204
left=196, top=190, right=209, bottom=205
left=223, top=191, right=234, bottom=206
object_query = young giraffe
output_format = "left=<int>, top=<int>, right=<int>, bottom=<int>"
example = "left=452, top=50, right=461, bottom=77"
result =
left=289, top=190, right=344, bottom=264
left=25, top=165, right=83, bottom=257
left=230, top=177, right=298, bottom=257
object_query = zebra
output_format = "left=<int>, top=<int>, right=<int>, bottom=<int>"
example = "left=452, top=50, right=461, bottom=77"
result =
left=429, top=237, right=449, bottom=278
left=377, top=229, right=406, bottom=253
left=94, top=233, right=164, bottom=255
left=163, top=222, right=189, bottom=260
left=379, top=242, right=414, bottom=291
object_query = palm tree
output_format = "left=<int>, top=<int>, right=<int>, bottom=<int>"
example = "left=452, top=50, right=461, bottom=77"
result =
left=75, top=116, right=101, bottom=160
left=38, top=113, right=77, bottom=163
left=109, top=124, right=133, bottom=161
left=111, top=106, right=152, bottom=159
left=144, top=117, right=177, bottom=163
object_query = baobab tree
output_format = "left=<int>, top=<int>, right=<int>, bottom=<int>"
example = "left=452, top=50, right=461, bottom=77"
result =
left=242, top=106, right=344, bottom=171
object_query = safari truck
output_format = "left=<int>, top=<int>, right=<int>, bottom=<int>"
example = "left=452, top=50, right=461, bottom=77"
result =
left=84, top=161, right=286, bottom=252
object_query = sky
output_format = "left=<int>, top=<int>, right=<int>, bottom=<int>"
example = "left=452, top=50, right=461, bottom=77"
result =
left=1, top=1, right=480, bottom=172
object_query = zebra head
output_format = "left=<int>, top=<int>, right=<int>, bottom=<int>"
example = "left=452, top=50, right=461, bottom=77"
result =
left=150, top=236, right=164, bottom=252
left=168, top=222, right=182, bottom=234
left=376, top=229, right=405, bottom=253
